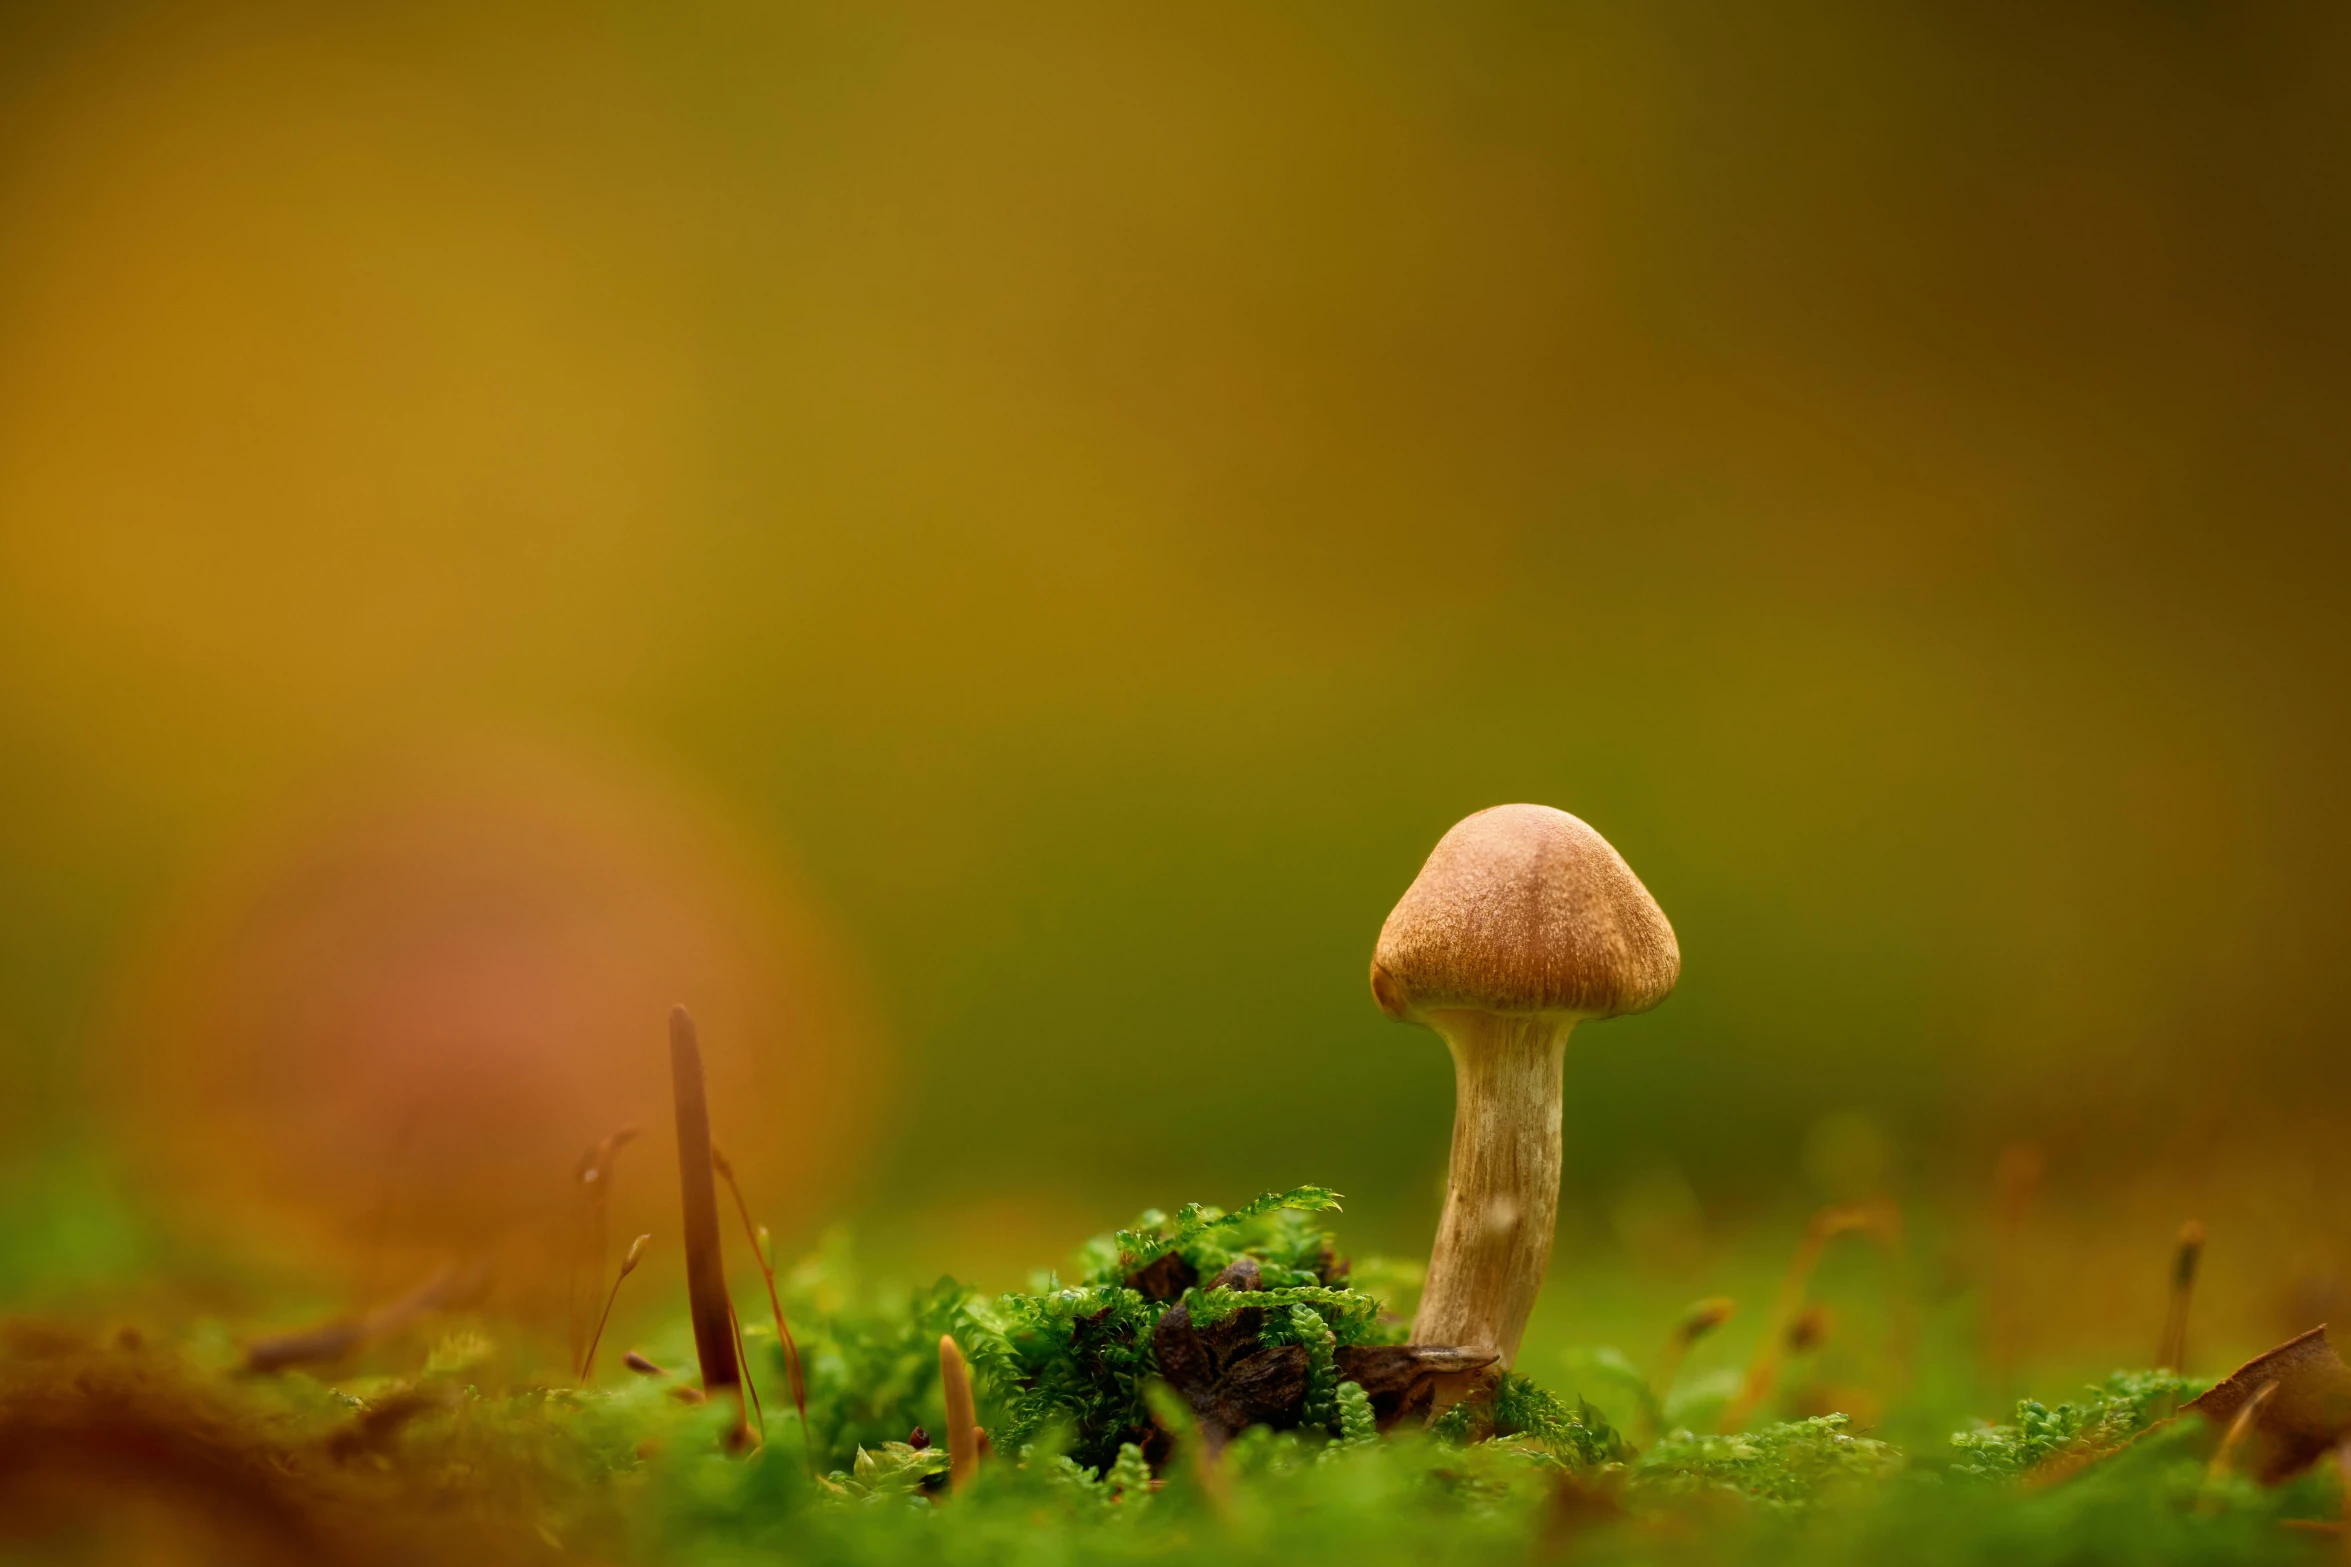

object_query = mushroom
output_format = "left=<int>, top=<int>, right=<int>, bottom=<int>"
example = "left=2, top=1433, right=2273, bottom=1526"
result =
left=1371, top=804, right=1678, bottom=1381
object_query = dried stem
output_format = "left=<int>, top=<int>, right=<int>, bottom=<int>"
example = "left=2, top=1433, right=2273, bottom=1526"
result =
left=2198, top=1379, right=2279, bottom=1509
left=580, top=1234, right=650, bottom=1385
left=669, top=1005, right=750, bottom=1449
left=728, top=1298, right=765, bottom=1441
left=713, top=1144, right=810, bottom=1435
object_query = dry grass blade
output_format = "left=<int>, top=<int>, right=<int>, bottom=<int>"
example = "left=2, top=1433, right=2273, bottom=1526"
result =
left=940, top=1334, right=979, bottom=1493
left=712, top=1143, right=810, bottom=1439
left=668, top=1005, right=750, bottom=1450
left=727, top=1299, right=765, bottom=1442
left=2196, top=1380, right=2278, bottom=1510
left=580, top=1234, right=650, bottom=1385
left=2214, top=1381, right=2277, bottom=1474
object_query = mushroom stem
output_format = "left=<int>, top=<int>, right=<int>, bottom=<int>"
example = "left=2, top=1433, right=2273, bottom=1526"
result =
left=1411, top=1009, right=1574, bottom=1375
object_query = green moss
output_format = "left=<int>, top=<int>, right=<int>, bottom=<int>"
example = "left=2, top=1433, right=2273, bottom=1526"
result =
left=965, top=1187, right=1384, bottom=1468
left=1949, top=1370, right=2201, bottom=1478
left=1, top=1188, right=2339, bottom=1567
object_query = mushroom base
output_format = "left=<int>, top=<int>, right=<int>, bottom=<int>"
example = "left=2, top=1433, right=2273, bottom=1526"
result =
left=1410, top=1010, right=1573, bottom=1383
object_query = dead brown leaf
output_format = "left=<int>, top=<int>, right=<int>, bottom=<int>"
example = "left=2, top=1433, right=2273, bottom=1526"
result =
left=2183, top=1325, right=2351, bottom=1484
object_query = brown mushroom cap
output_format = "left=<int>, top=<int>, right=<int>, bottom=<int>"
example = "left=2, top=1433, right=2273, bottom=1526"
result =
left=1371, top=804, right=1679, bottom=1023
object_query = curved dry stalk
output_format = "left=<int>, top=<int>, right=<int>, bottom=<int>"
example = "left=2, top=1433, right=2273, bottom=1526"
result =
left=712, top=1144, right=810, bottom=1439
left=1719, top=1204, right=1880, bottom=1432
left=580, top=1234, right=650, bottom=1385
left=1644, top=1297, right=1734, bottom=1442
left=2197, top=1380, right=2280, bottom=1511
left=727, top=1298, right=765, bottom=1442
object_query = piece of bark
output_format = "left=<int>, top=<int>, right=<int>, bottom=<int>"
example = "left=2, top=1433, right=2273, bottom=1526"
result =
left=1209, top=1256, right=1261, bottom=1293
left=2183, top=1325, right=2351, bottom=1484
left=1152, top=1257, right=1309, bottom=1452
left=1332, top=1344, right=1500, bottom=1431
left=1125, top=1252, right=1199, bottom=1303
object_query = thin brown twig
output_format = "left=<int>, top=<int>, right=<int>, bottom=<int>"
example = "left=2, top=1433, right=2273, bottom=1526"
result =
left=581, top=1234, right=651, bottom=1385
left=728, top=1298, right=766, bottom=1441
left=712, top=1145, right=810, bottom=1437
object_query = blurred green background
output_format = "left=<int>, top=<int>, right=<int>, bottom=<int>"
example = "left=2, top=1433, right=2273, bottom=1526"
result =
left=1, top=1, right=2346, bottom=1391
